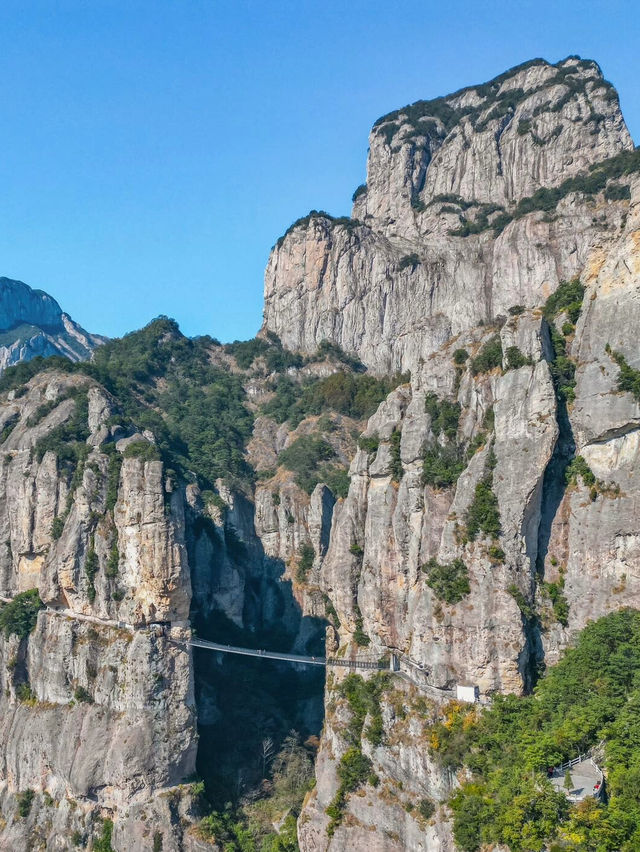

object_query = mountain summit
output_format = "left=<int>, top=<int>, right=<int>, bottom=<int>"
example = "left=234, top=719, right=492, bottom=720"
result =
left=0, top=277, right=104, bottom=371
left=263, top=56, right=634, bottom=374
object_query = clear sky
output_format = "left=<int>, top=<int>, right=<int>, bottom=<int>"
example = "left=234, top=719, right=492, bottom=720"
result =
left=0, top=0, right=638, bottom=342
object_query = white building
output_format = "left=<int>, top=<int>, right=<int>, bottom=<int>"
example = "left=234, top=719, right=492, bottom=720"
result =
left=456, top=683, right=479, bottom=703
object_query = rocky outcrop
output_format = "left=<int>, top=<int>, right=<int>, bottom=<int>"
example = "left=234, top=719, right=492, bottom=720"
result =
left=259, top=59, right=640, bottom=851
left=2, top=55, right=640, bottom=852
left=0, top=277, right=104, bottom=372
left=0, top=370, right=200, bottom=850
left=262, top=58, right=633, bottom=374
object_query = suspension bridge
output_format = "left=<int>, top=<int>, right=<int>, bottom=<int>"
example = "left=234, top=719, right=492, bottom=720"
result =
left=0, top=595, right=460, bottom=688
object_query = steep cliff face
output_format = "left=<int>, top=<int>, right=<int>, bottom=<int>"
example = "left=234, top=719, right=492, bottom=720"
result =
left=2, top=55, right=640, bottom=852
left=0, top=370, right=200, bottom=851
left=0, top=278, right=104, bottom=372
left=262, top=57, right=633, bottom=375
left=257, top=60, right=640, bottom=850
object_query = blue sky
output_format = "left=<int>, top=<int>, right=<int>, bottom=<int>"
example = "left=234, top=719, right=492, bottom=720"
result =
left=0, top=0, right=638, bottom=342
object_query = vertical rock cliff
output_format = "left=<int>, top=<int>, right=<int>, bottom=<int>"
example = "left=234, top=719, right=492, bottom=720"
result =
left=262, top=57, right=633, bottom=375
left=257, top=57, right=640, bottom=850
left=2, top=55, right=640, bottom=852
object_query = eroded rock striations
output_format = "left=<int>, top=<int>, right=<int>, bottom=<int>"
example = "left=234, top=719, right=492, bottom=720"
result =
left=262, top=57, right=633, bottom=375
left=2, top=55, right=640, bottom=852
left=0, top=372, right=202, bottom=850
left=258, top=57, right=640, bottom=850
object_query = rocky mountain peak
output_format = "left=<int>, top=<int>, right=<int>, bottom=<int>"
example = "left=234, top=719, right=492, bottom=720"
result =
left=356, top=56, right=632, bottom=236
left=0, top=277, right=105, bottom=372
left=263, top=57, right=637, bottom=375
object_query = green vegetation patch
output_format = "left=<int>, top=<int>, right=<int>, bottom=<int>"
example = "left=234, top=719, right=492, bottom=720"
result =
left=607, top=346, right=640, bottom=402
left=471, top=335, right=503, bottom=375
left=543, top=278, right=585, bottom=323
left=278, top=433, right=338, bottom=494
left=296, top=542, right=315, bottom=584
left=33, top=392, right=90, bottom=466
left=422, top=557, right=470, bottom=604
left=352, top=183, right=367, bottom=203
left=389, top=428, right=403, bottom=482
left=424, top=392, right=461, bottom=439
left=430, top=608, right=640, bottom=851
left=275, top=210, right=363, bottom=249
left=422, top=392, right=465, bottom=489
left=504, top=345, right=533, bottom=371
left=0, top=589, right=44, bottom=639
left=465, top=451, right=501, bottom=541
left=262, top=370, right=408, bottom=428
left=93, top=819, right=114, bottom=852
left=16, top=789, right=35, bottom=819
left=565, top=455, right=595, bottom=487
left=1, top=318, right=255, bottom=489
left=327, top=673, right=390, bottom=834
left=122, top=439, right=162, bottom=462
left=398, top=253, right=420, bottom=271
left=224, top=333, right=304, bottom=373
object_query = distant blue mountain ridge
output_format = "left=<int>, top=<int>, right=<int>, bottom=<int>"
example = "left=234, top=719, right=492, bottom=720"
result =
left=0, top=277, right=105, bottom=372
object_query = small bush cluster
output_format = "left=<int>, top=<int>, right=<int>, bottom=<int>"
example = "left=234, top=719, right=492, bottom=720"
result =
left=504, top=345, right=533, bottom=371
left=389, top=428, right=403, bottom=481
left=123, top=439, right=161, bottom=462
left=565, top=455, right=595, bottom=487
left=604, top=182, right=631, bottom=201
left=352, top=183, right=367, bottom=203
left=544, top=580, right=570, bottom=626
left=295, top=542, right=315, bottom=584
left=84, top=538, right=98, bottom=604
left=422, top=392, right=464, bottom=489
left=358, top=433, right=379, bottom=455
left=93, top=819, right=115, bottom=852
left=224, top=334, right=304, bottom=373
left=0, top=589, right=44, bottom=639
left=422, top=557, right=470, bottom=604
left=16, top=789, right=35, bottom=819
left=398, top=253, right=420, bottom=271
left=471, top=335, right=503, bottom=375
left=33, top=392, right=90, bottom=466
left=543, top=278, right=585, bottom=323
left=353, top=603, right=370, bottom=648
left=424, top=393, right=461, bottom=440
left=507, top=583, right=535, bottom=620
left=465, top=451, right=501, bottom=541
left=607, top=346, right=640, bottom=402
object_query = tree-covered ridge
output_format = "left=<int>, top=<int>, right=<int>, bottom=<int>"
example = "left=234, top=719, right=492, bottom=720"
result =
left=373, top=56, right=613, bottom=144
left=0, top=317, right=254, bottom=488
left=427, top=609, right=640, bottom=851
left=262, top=370, right=408, bottom=428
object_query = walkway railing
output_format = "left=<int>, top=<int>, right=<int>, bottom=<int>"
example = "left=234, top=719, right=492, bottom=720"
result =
left=0, top=594, right=471, bottom=689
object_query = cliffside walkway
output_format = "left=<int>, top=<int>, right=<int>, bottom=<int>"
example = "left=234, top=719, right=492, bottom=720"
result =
left=0, top=595, right=456, bottom=684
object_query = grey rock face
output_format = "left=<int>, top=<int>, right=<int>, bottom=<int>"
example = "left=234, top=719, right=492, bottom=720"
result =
left=262, top=60, right=640, bottom=851
left=262, top=58, right=632, bottom=375
left=0, top=371, right=201, bottom=850
left=0, top=277, right=105, bottom=372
